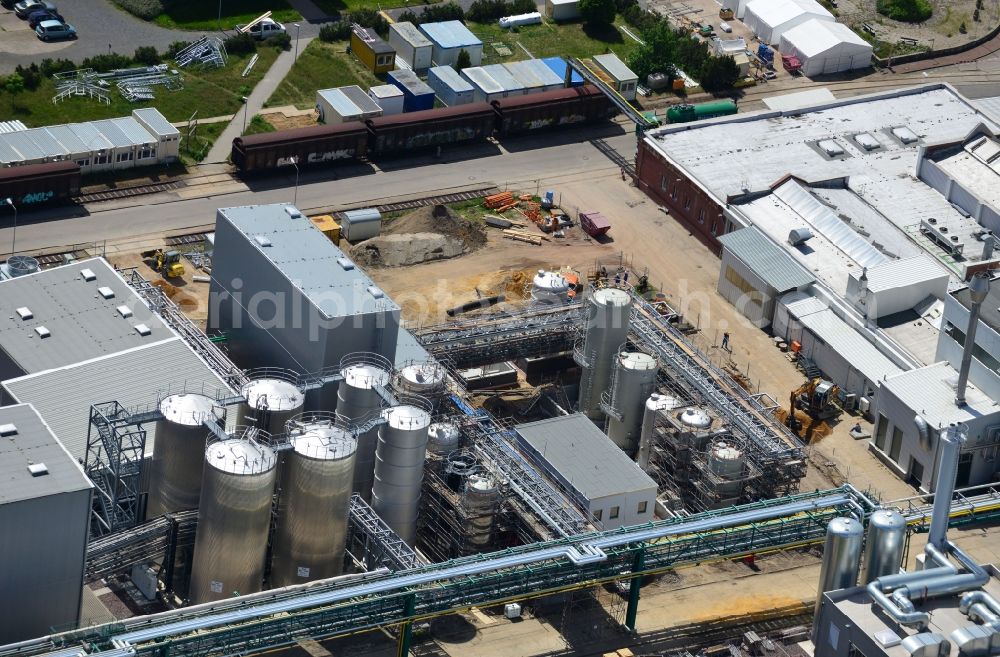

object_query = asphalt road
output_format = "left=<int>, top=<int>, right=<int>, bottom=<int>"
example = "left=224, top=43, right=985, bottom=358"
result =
left=0, top=0, right=211, bottom=73
left=0, top=123, right=635, bottom=255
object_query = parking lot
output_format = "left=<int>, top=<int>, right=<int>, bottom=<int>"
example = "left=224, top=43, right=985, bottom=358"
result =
left=0, top=0, right=207, bottom=73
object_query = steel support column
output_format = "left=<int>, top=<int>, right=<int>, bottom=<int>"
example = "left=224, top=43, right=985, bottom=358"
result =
left=625, top=547, right=645, bottom=631
left=397, top=594, right=416, bottom=657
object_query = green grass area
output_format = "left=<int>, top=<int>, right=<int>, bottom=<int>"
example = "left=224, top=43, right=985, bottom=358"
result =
left=311, top=0, right=425, bottom=12
left=245, top=114, right=277, bottom=135
left=179, top=120, right=227, bottom=164
left=469, top=18, right=640, bottom=64
left=0, top=47, right=279, bottom=127
left=153, top=0, right=301, bottom=30
left=265, top=40, right=380, bottom=109
left=856, top=28, right=930, bottom=58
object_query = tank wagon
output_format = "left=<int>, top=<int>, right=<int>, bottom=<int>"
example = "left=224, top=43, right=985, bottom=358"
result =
left=232, top=86, right=615, bottom=174
left=665, top=99, right=738, bottom=124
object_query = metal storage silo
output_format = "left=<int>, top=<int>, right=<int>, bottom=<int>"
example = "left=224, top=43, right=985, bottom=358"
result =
left=336, top=354, right=392, bottom=502
left=147, top=393, right=224, bottom=518
left=637, top=393, right=682, bottom=470
left=814, top=517, right=863, bottom=619
left=238, top=373, right=305, bottom=436
left=860, top=508, right=906, bottom=584
left=575, top=287, right=632, bottom=420
left=395, top=361, right=446, bottom=406
left=271, top=413, right=357, bottom=588
left=604, top=351, right=658, bottom=455
left=371, top=401, right=432, bottom=545
left=428, top=421, right=462, bottom=455
left=707, top=440, right=745, bottom=500
left=462, top=474, right=499, bottom=553
left=189, top=430, right=277, bottom=604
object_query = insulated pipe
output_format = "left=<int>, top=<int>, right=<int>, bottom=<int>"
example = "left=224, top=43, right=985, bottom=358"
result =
left=929, top=424, right=966, bottom=549
left=956, top=272, right=990, bottom=406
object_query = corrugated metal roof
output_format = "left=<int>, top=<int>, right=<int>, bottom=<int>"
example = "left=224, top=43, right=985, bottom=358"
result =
left=592, top=53, right=637, bottom=82
left=90, top=119, right=132, bottom=148
left=111, top=117, right=156, bottom=146
left=0, top=120, right=27, bottom=134
left=0, top=140, right=23, bottom=164
left=503, top=61, right=545, bottom=91
left=429, top=65, right=474, bottom=92
left=388, top=70, right=434, bottom=96
left=3, top=132, right=45, bottom=160
left=419, top=20, right=481, bottom=49
left=0, top=404, right=92, bottom=505
left=67, top=122, right=114, bottom=152
left=515, top=414, right=657, bottom=500
left=391, top=21, right=432, bottom=48
left=3, top=338, right=233, bottom=461
left=341, top=85, right=384, bottom=114
left=0, top=258, right=170, bottom=374
left=881, top=362, right=998, bottom=428
left=862, top=254, right=949, bottom=294
left=719, top=226, right=815, bottom=292
left=20, top=128, right=67, bottom=159
left=133, top=108, right=180, bottom=137
left=461, top=67, right=503, bottom=94
left=318, top=87, right=380, bottom=119
left=522, top=58, right=564, bottom=87
left=784, top=294, right=830, bottom=318
left=481, top=64, right=525, bottom=93
left=43, top=125, right=90, bottom=156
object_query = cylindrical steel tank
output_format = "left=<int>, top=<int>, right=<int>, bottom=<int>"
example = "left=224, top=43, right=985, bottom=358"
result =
left=428, top=421, right=462, bottom=455
left=395, top=361, right=446, bottom=405
left=707, top=440, right=745, bottom=501
left=462, top=474, right=499, bottom=553
left=531, top=269, right=570, bottom=306
left=238, top=373, right=305, bottom=436
left=189, top=431, right=277, bottom=604
left=371, top=402, right=432, bottom=545
left=147, top=393, right=224, bottom=518
left=679, top=407, right=712, bottom=429
left=271, top=413, right=357, bottom=587
left=861, top=509, right=906, bottom=584
left=337, top=354, right=392, bottom=502
left=605, top=351, right=658, bottom=455
left=637, top=393, right=682, bottom=470
left=815, top=517, right=863, bottom=619
left=576, top=287, right=632, bottom=420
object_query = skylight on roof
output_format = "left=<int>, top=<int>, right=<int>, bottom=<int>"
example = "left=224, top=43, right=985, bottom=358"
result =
left=80, top=268, right=96, bottom=282
left=818, top=139, right=844, bottom=157
left=891, top=126, right=918, bottom=144
left=254, top=235, right=272, bottom=247
left=116, top=305, right=133, bottom=318
left=0, top=423, right=16, bottom=436
left=135, top=324, right=151, bottom=336
left=15, top=307, right=32, bottom=320
left=27, top=463, right=48, bottom=477
left=98, top=286, right=115, bottom=299
left=854, top=133, right=880, bottom=151
left=34, top=326, right=50, bottom=338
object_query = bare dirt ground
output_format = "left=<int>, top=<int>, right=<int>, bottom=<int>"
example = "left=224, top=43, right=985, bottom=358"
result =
left=260, top=109, right=319, bottom=130
left=106, top=249, right=212, bottom=329
left=836, top=0, right=1000, bottom=50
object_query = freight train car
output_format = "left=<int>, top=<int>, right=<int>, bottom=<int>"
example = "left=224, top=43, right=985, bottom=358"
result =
left=0, top=161, right=80, bottom=207
left=494, top=86, right=615, bottom=137
left=232, top=123, right=369, bottom=173
left=665, top=99, right=738, bottom=124
left=366, top=103, right=496, bottom=156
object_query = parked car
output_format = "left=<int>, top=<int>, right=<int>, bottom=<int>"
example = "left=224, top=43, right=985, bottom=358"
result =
left=14, top=0, right=55, bottom=18
left=28, top=9, right=62, bottom=28
left=234, top=18, right=286, bottom=40
left=35, top=19, right=75, bottom=40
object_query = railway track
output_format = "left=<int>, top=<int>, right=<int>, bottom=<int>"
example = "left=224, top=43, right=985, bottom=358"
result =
left=75, top=180, right=186, bottom=204
left=332, top=186, right=500, bottom=218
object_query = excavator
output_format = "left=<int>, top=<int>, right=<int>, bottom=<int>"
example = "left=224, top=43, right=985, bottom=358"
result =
left=786, top=378, right=840, bottom=440
left=141, top=249, right=185, bottom=279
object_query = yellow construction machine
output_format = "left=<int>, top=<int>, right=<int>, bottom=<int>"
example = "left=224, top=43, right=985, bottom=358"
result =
left=792, top=378, right=840, bottom=420
left=141, top=249, right=185, bottom=279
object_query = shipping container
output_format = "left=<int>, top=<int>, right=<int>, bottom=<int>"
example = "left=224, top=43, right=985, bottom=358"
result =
left=388, top=22, right=433, bottom=72
left=341, top=208, right=382, bottom=242
left=591, top=53, right=639, bottom=101
left=482, top=64, right=527, bottom=96
left=387, top=70, right=436, bottom=112
left=419, top=20, right=483, bottom=68
left=545, top=0, right=581, bottom=20
left=495, top=86, right=615, bottom=137
left=542, top=57, right=584, bottom=87
left=427, top=65, right=475, bottom=106
left=367, top=103, right=495, bottom=156
left=0, top=161, right=80, bottom=207
left=461, top=67, right=505, bottom=103
left=351, top=26, right=396, bottom=74
left=310, top=214, right=342, bottom=242
left=231, top=123, right=369, bottom=173
left=317, top=86, right=384, bottom=124
left=369, top=84, right=405, bottom=116
left=579, top=210, right=611, bottom=237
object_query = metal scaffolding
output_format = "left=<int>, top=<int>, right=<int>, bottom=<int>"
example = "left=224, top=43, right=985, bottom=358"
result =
left=85, top=510, right=197, bottom=584
left=347, top=494, right=423, bottom=572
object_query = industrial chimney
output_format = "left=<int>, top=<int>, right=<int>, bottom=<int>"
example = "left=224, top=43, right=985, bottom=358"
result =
left=956, top=273, right=991, bottom=406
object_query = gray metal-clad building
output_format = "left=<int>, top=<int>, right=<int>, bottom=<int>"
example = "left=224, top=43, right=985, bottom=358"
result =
left=208, top=204, right=427, bottom=379
left=717, top=226, right=815, bottom=328
left=0, top=404, right=93, bottom=643
left=515, top=414, right=657, bottom=530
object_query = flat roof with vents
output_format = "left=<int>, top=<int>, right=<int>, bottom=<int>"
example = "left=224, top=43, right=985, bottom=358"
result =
left=0, top=257, right=170, bottom=375
left=0, top=404, right=92, bottom=505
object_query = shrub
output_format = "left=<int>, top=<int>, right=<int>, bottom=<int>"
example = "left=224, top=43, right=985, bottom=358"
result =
left=469, top=0, right=509, bottom=22
left=164, top=40, right=191, bottom=59
left=265, top=32, right=292, bottom=50
left=40, top=58, right=77, bottom=76
left=875, top=0, right=932, bottom=22
left=224, top=33, right=258, bottom=56
left=397, top=10, right=419, bottom=23
left=81, top=53, right=132, bottom=73
left=973, top=8, right=980, bottom=21
left=959, top=20, right=967, bottom=33
left=134, top=46, right=161, bottom=66
left=419, top=2, right=465, bottom=22
left=699, top=54, right=739, bottom=91
left=580, top=0, right=616, bottom=25
left=348, top=9, right=389, bottom=36
left=319, top=21, right=352, bottom=41
left=14, top=64, right=42, bottom=91
left=111, top=0, right=164, bottom=20
left=456, top=49, right=472, bottom=71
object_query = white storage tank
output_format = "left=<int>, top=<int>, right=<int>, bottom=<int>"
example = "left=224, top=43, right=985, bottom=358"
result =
left=531, top=269, right=570, bottom=305
left=238, top=374, right=305, bottom=436
left=605, top=351, right=658, bottom=456
left=462, top=473, right=499, bottom=553
left=428, top=421, right=462, bottom=454
left=337, top=353, right=392, bottom=502
left=270, top=413, right=357, bottom=587
left=707, top=440, right=745, bottom=500
left=395, top=361, right=447, bottom=401
left=637, top=393, right=682, bottom=470
left=499, top=11, right=542, bottom=28
left=576, top=287, right=632, bottom=420
left=371, top=401, right=432, bottom=544
left=368, top=84, right=405, bottom=116
left=189, top=431, right=277, bottom=604
left=388, top=21, right=433, bottom=72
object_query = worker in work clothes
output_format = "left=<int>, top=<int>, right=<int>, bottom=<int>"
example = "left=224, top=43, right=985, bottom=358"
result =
left=722, top=332, right=731, bottom=351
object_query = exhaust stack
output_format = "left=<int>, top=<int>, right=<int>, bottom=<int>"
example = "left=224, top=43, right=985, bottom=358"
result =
left=956, top=273, right=990, bottom=406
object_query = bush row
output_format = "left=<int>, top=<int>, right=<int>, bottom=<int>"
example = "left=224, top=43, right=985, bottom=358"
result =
left=111, top=0, right=165, bottom=21
left=397, top=2, right=465, bottom=26
left=467, top=0, right=536, bottom=23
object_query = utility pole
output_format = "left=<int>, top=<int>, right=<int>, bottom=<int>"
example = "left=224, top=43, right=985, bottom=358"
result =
left=5, top=197, right=16, bottom=258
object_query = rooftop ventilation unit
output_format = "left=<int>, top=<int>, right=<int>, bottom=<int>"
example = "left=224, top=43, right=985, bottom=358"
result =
left=337, top=258, right=355, bottom=270
left=80, top=268, right=96, bottom=282
left=891, top=126, right=918, bottom=144
left=27, top=463, right=48, bottom=477
left=367, top=286, right=385, bottom=299
left=98, top=286, right=115, bottom=299
left=253, top=235, right=273, bottom=247
left=818, top=139, right=844, bottom=157
left=284, top=206, right=302, bottom=219
left=117, top=305, right=133, bottom=318
left=920, top=218, right=965, bottom=256
left=0, top=423, right=17, bottom=436
left=34, top=326, right=50, bottom=338
left=789, top=227, right=814, bottom=246
left=135, top=323, right=151, bottom=336
left=15, top=307, right=32, bottom=320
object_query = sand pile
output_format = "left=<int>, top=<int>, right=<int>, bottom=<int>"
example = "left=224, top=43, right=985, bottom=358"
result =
left=351, top=204, right=487, bottom=267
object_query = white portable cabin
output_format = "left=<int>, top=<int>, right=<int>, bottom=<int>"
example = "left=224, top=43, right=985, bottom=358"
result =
left=546, top=0, right=581, bottom=21
left=316, top=86, right=384, bottom=124
left=388, top=21, right=433, bottom=72
left=481, top=64, right=528, bottom=96
left=133, top=107, right=181, bottom=161
left=460, top=67, right=505, bottom=103
left=427, top=65, right=476, bottom=106
left=419, top=20, right=483, bottom=68
left=342, top=208, right=382, bottom=243
left=368, top=84, right=406, bottom=115
left=592, top=53, right=638, bottom=101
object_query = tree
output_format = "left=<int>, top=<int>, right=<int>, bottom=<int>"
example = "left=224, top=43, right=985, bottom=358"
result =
left=4, top=73, right=24, bottom=112
left=456, top=49, right=472, bottom=71
left=627, top=20, right=677, bottom=81
left=580, top=0, right=616, bottom=25
left=699, top=55, right=739, bottom=92
left=134, top=46, right=161, bottom=66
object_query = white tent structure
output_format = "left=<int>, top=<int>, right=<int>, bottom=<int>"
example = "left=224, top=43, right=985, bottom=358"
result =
left=743, top=0, right=833, bottom=44
left=779, top=19, right=873, bottom=76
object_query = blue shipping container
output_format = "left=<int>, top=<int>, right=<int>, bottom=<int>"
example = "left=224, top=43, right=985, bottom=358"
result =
left=541, top=57, right=583, bottom=87
left=387, top=69, right=436, bottom=112
left=427, top=66, right=475, bottom=106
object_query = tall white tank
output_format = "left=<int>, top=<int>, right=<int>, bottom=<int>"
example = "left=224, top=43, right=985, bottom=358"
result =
left=147, top=393, right=224, bottom=518
left=707, top=440, right=745, bottom=500
left=395, top=361, right=446, bottom=404
left=189, top=431, right=277, bottom=604
left=576, top=287, right=632, bottom=420
left=815, top=517, right=863, bottom=619
left=271, top=413, right=357, bottom=587
left=337, top=354, right=392, bottom=502
left=462, top=474, right=499, bottom=553
left=604, top=351, right=658, bottom=455
left=371, top=403, right=432, bottom=545
left=531, top=269, right=570, bottom=306
left=428, top=421, right=462, bottom=455
left=238, top=374, right=305, bottom=436
left=637, top=393, right=682, bottom=470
